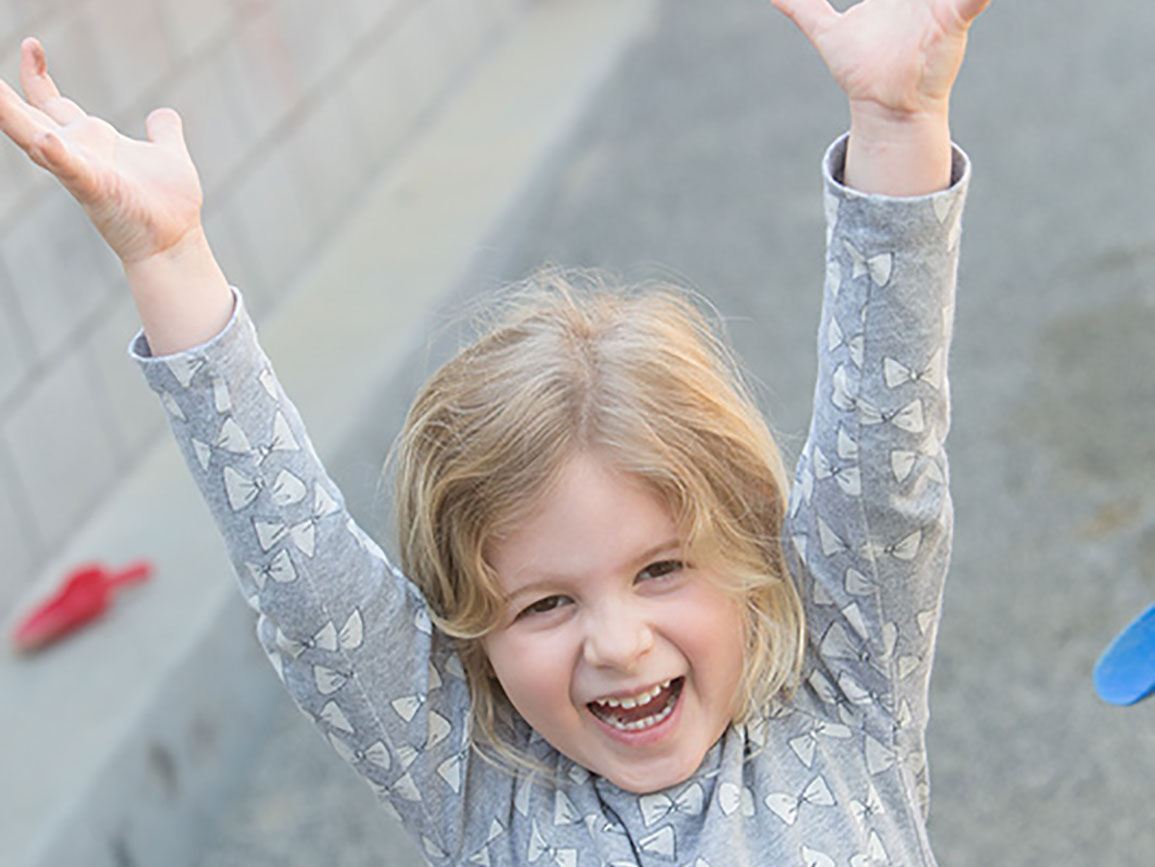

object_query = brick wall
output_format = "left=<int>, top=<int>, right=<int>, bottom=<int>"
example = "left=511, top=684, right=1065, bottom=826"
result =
left=0, top=0, right=533, bottom=621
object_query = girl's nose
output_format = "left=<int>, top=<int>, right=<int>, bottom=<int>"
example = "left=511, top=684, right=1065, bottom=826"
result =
left=581, top=603, right=654, bottom=670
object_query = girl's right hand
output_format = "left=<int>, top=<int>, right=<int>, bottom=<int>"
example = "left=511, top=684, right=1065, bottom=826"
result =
left=0, top=37, right=203, bottom=266
left=1, top=37, right=233, bottom=355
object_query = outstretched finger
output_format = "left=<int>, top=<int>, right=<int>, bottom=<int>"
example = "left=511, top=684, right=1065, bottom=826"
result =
left=19, top=38, right=84, bottom=125
left=0, top=77, right=50, bottom=151
left=955, top=0, right=993, bottom=24
left=30, top=129, right=98, bottom=200
left=770, top=0, right=839, bottom=42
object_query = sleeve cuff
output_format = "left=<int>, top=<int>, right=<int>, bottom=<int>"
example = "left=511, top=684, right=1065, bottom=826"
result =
left=127, top=287, right=246, bottom=363
left=822, top=132, right=971, bottom=203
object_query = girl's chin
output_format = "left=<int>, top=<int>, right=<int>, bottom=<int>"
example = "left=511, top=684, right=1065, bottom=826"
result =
left=599, top=751, right=704, bottom=794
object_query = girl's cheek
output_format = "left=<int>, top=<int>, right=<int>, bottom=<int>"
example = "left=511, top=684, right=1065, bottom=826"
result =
left=485, top=630, right=559, bottom=694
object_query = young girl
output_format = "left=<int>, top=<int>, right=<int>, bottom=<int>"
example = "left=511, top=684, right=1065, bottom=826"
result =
left=0, top=0, right=990, bottom=863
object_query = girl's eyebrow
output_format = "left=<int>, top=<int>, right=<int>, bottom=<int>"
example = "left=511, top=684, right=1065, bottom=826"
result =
left=501, top=537, right=683, bottom=603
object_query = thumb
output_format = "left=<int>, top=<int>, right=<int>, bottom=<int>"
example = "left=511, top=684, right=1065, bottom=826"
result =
left=145, top=106, right=190, bottom=157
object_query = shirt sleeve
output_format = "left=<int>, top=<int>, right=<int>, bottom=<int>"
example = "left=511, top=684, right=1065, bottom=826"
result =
left=131, top=291, right=514, bottom=863
left=785, top=134, right=969, bottom=804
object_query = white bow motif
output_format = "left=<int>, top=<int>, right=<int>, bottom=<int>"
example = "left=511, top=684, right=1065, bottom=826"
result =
left=637, top=825, right=676, bottom=859
left=437, top=751, right=466, bottom=793
left=258, top=367, right=278, bottom=399
left=828, top=317, right=865, bottom=368
left=857, top=398, right=925, bottom=434
left=166, top=355, right=206, bottom=388
left=527, top=822, right=578, bottom=867
left=849, top=784, right=885, bottom=826
left=391, top=692, right=427, bottom=722
left=392, top=772, right=422, bottom=802
left=843, top=240, right=894, bottom=287
left=849, top=830, right=889, bottom=867
left=328, top=733, right=391, bottom=771
left=813, top=445, right=861, bottom=497
left=788, top=719, right=852, bottom=768
left=246, top=549, right=297, bottom=589
left=883, top=348, right=943, bottom=391
left=717, top=781, right=756, bottom=817
left=819, top=622, right=879, bottom=673
left=211, top=375, right=231, bottom=413
left=215, top=417, right=252, bottom=454
left=844, top=567, right=873, bottom=597
left=252, top=484, right=340, bottom=557
left=831, top=364, right=857, bottom=411
left=865, top=734, right=895, bottom=775
left=837, top=425, right=859, bottom=461
left=765, top=775, right=836, bottom=825
left=313, top=665, right=349, bottom=696
left=253, top=411, right=300, bottom=464
left=192, top=438, right=212, bottom=471
left=807, top=668, right=852, bottom=717
left=553, top=791, right=581, bottom=826
left=825, top=256, right=842, bottom=297
left=859, top=530, right=922, bottom=563
left=638, top=782, right=704, bottom=826
left=817, top=517, right=852, bottom=557
left=276, top=608, right=363, bottom=657
left=423, top=837, right=446, bottom=861
left=318, top=699, right=354, bottom=733
left=426, top=710, right=451, bottom=749
left=224, top=466, right=307, bottom=512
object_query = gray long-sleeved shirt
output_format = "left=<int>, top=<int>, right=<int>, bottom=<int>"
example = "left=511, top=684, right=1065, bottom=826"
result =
left=133, top=135, right=969, bottom=866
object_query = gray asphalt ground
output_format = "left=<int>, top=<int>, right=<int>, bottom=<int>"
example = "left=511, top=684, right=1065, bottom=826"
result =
left=195, top=1, right=1155, bottom=864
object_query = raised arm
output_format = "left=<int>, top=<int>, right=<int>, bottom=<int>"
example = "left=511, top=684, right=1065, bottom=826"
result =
left=0, top=37, right=232, bottom=353
left=1, top=38, right=512, bottom=857
left=772, top=0, right=990, bottom=195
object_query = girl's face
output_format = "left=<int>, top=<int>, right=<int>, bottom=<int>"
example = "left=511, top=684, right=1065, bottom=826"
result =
left=482, top=453, right=746, bottom=794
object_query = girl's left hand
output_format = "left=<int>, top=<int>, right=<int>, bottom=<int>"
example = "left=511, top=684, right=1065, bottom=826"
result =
left=771, top=0, right=992, bottom=121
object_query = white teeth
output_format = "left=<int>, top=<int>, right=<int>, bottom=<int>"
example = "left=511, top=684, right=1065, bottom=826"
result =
left=593, top=679, right=672, bottom=710
left=598, top=694, right=678, bottom=732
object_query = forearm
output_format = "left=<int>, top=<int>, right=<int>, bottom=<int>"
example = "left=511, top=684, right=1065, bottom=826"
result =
left=123, top=225, right=234, bottom=356
left=844, top=103, right=952, bottom=196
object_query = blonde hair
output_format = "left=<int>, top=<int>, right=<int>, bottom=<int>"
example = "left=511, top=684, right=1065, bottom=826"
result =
left=391, top=268, right=804, bottom=772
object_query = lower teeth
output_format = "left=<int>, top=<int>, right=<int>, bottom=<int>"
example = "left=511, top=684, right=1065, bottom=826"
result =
left=598, top=686, right=678, bottom=732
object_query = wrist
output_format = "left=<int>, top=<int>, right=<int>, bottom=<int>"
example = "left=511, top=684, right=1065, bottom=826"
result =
left=844, top=103, right=952, bottom=197
left=124, top=226, right=235, bottom=356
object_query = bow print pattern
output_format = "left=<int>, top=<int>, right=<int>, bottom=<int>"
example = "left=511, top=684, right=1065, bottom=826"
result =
left=528, top=822, right=578, bottom=867
left=638, top=782, right=705, bottom=826
left=764, top=775, right=837, bottom=825
left=843, top=240, right=893, bottom=288
left=132, top=134, right=968, bottom=866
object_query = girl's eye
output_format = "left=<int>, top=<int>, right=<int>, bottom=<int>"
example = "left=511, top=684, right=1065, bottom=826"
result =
left=519, top=595, right=570, bottom=619
left=637, top=559, right=685, bottom=582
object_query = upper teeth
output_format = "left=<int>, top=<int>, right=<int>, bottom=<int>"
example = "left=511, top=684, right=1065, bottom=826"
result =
left=594, top=679, right=671, bottom=709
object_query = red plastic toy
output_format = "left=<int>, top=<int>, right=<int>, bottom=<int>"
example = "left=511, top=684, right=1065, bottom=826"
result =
left=10, top=561, right=153, bottom=652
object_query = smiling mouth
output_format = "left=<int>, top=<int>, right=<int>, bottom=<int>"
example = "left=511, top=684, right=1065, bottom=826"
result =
left=587, top=677, right=684, bottom=731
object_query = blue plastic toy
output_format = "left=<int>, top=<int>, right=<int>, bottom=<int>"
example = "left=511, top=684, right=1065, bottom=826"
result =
left=1094, top=605, right=1155, bottom=706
